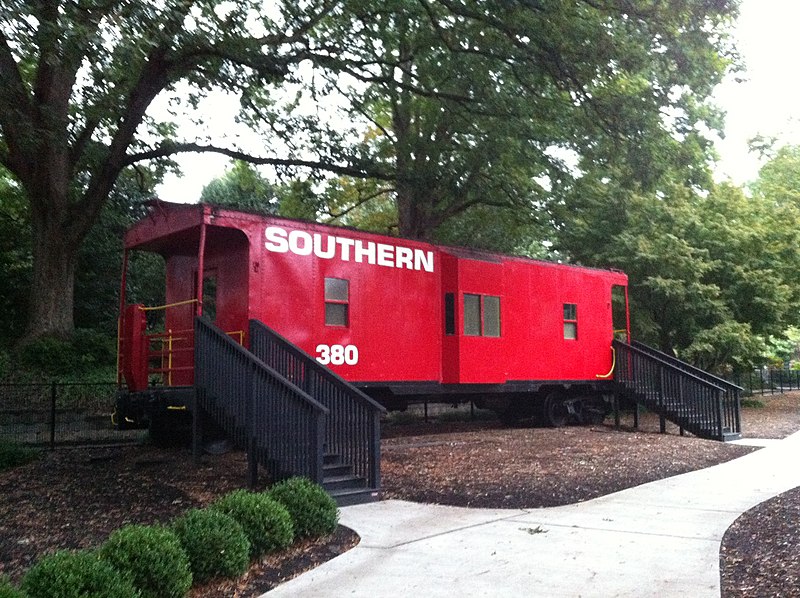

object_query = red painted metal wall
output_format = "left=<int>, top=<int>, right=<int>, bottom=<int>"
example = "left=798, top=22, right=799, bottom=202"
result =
left=120, top=202, right=628, bottom=391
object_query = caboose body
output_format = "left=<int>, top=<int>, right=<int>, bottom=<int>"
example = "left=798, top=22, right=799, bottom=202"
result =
left=117, top=201, right=629, bottom=427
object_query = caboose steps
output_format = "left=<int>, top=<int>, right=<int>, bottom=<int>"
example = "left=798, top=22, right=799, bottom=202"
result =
left=613, top=340, right=742, bottom=441
left=193, top=317, right=385, bottom=506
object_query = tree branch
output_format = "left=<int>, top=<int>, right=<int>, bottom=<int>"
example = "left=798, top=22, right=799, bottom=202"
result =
left=123, top=141, right=395, bottom=181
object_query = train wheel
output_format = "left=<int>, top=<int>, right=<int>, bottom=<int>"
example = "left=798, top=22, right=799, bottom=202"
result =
left=543, top=392, right=569, bottom=428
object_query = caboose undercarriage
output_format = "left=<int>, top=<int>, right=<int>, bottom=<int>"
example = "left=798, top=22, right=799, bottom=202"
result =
left=358, top=381, right=616, bottom=427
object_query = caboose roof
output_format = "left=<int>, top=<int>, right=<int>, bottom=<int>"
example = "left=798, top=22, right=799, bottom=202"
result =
left=125, top=199, right=626, bottom=283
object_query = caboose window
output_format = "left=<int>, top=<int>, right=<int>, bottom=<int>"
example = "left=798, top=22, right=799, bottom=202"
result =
left=564, top=303, right=578, bottom=340
left=463, top=294, right=481, bottom=336
left=325, top=278, right=349, bottom=327
left=484, top=295, right=501, bottom=337
left=464, top=293, right=501, bottom=337
left=444, top=293, right=455, bottom=335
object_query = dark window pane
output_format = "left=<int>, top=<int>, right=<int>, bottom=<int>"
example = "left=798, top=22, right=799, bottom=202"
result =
left=484, top=295, right=500, bottom=337
left=325, top=303, right=348, bottom=327
left=444, top=293, right=455, bottom=335
left=564, top=322, right=577, bottom=340
left=563, top=303, right=577, bottom=321
left=464, top=294, right=481, bottom=336
left=325, top=278, right=349, bottom=302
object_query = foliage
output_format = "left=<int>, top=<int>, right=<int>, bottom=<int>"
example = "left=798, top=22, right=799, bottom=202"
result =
left=553, top=154, right=800, bottom=370
left=200, top=161, right=278, bottom=213
left=15, top=328, right=115, bottom=376
left=0, top=441, right=39, bottom=472
left=21, top=550, right=140, bottom=598
left=172, top=509, right=250, bottom=584
left=740, top=398, right=765, bottom=409
left=98, top=525, right=192, bottom=598
left=0, top=0, right=342, bottom=341
left=251, top=0, right=740, bottom=240
left=268, top=477, right=338, bottom=539
left=0, top=576, right=24, bottom=598
left=210, top=490, right=294, bottom=558
left=0, top=167, right=31, bottom=345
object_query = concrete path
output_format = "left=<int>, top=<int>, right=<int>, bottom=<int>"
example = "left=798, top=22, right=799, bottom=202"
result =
left=265, top=431, right=800, bottom=597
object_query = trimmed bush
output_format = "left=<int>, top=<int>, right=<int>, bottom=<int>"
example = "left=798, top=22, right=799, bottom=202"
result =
left=21, top=550, right=139, bottom=598
left=210, top=490, right=294, bottom=558
left=172, top=509, right=250, bottom=583
left=267, top=477, right=339, bottom=538
left=99, top=524, right=191, bottom=598
left=0, top=441, right=39, bottom=472
left=0, top=576, right=24, bottom=598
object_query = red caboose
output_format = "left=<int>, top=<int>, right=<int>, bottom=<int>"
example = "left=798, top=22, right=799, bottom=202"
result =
left=117, top=200, right=629, bottom=428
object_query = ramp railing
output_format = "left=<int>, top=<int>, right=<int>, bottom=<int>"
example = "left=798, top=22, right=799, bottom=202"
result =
left=248, top=320, right=385, bottom=495
left=613, top=339, right=742, bottom=441
left=194, top=317, right=328, bottom=485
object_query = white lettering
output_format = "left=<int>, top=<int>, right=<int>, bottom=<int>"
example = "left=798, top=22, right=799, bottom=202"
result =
left=336, top=237, right=355, bottom=261
left=415, top=249, right=434, bottom=273
left=288, top=230, right=313, bottom=255
left=377, top=243, right=394, bottom=267
left=264, top=227, right=289, bottom=252
left=313, top=233, right=336, bottom=259
left=264, top=226, right=434, bottom=273
left=355, top=240, right=376, bottom=265
left=395, top=247, right=413, bottom=270
left=316, top=344, right=358, bottom=366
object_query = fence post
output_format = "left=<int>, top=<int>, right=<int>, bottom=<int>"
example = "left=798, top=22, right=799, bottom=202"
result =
left=49, top=382, right=57, bottom=450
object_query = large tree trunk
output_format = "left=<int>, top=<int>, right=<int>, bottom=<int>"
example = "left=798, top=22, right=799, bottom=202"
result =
left=24, top=206, right=79, bottom=342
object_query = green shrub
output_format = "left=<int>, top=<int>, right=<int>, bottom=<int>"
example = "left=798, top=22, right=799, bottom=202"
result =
left=0, top=441, right=39, bottom=472
left=70, top=329, right=116, bottom=369
left=0, top=575, right=25, bottom=598
left=210, top=490, right=294, bottom=558
left=99, top=524, right=191, bottom=598
left=21, top=550, right=139, bottom=598
left=16, top=337, right=77, bottom=376
left=267, top=477, right=339, bottom=539
left=172, top=509, right=250, bottom=583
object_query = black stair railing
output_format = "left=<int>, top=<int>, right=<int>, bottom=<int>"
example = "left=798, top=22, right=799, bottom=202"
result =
left=194, top=317, right=328, bottom=485
left=629, top=340, right=743, bottom=436
left=613, top=340, right=741, bottom=441
left=248, top=320, right=385, bottom=495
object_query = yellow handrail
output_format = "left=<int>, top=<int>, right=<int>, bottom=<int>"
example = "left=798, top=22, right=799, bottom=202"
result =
left=596, top=346, right=616, bottom=379
left=139, top=298, right=199, bottom=312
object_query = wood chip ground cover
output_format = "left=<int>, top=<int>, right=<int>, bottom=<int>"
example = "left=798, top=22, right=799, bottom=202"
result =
left=1, top=392, right=798, bottom=596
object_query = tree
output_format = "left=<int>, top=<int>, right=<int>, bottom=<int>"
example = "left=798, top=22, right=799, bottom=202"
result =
left=0, top=0, right=739, bottom=343
left=252, top=0, right=739, bottom=240
left=200, top=160, right=278, bottom=212
left=0, top=0, right=356, bottom=342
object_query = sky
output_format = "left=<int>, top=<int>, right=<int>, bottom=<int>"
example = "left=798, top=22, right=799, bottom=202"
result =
left=156, top=0, right=796, bottom=202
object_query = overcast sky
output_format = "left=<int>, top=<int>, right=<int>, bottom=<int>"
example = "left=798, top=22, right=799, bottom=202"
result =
left=156, top=0, right=792, bottom=202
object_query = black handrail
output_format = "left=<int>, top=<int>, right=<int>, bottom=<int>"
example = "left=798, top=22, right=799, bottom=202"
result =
left=194, top=317, right=328, bottom=485
left=629, top=340, right=742, bottom=435
left=613, top=340, right=741, bottom=441
left=248, top=320, right=385, bottom=494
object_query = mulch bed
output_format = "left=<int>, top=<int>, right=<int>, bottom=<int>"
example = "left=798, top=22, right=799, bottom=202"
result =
left=0, top=392, right=798, bottom=596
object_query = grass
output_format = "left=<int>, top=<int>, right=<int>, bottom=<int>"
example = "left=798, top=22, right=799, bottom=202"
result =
left=740, top=397, right=765, bottom=409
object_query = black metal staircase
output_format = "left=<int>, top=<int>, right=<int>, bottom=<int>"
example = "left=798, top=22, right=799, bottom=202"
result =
left=613, top=339, right=742, bottom=441
left=193, top=317, right=385, bottom=506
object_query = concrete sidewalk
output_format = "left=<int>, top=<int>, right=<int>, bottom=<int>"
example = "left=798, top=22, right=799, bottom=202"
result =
left=265, top=431, right=800, bottom=597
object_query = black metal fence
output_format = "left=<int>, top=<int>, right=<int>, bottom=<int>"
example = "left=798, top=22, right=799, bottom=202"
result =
left=0, top=382, right=145, bottom=448
left=730, top=368, right=800, bottom=396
